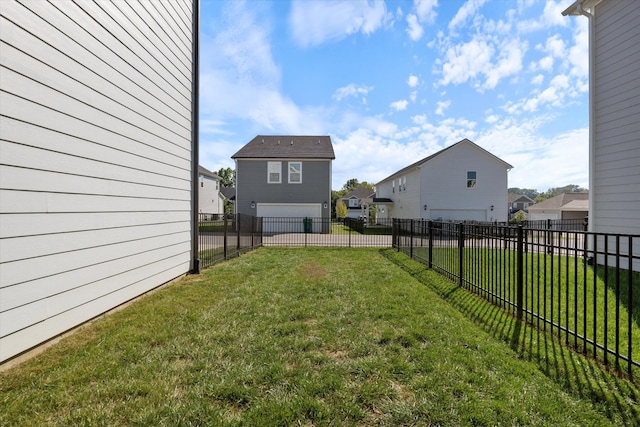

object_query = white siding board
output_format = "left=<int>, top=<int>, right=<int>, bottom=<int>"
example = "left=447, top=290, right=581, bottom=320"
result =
left=63, top=1, right=191, bottom=109
left=2, top=245, right=190, bottom=321
left=2, top=2, right=191, bottom=123
left=1, top=70, right=190, bottom=159
left=0, top=166, right=189, bottom=202
left=108, top=1, right=191, bottom=82
left=1, top=221, right=190, bottom=264
left=0, top=0, right=196, bottom=362
left=0, top=261, right=189, bottom=362
left=1, top=233, right=190, bottom=290
left=0, top=190, right=190, bottom=214
left=144, top=0, right=192, bottom=58
left=0, top=38, right=189, bottom=139
left=1, top=112, right=190, bottom=175
left=0, top=139, right=189, bottom=189
left=1, top=211, right=188, bottom=239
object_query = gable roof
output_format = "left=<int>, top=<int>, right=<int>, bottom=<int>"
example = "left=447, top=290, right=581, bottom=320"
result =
left=220, top=187, right=236, bottom=200
left=198, top=165, right=220, bottom=180
left=231, top=135, right=335, bottom=159
left=508, top=193, right=534, bottom=203
left=528, top=192, right=589, bottom=211
left=342, top=186, right=375, bottom=201
left=377, top=138, right=513, bottom=184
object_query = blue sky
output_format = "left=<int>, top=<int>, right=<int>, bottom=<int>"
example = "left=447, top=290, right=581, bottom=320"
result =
left=199, top=0, right=589, bottom=191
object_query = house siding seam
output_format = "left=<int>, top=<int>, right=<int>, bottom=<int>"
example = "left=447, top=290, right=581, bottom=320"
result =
left=0, top=0, right=196, bottom=363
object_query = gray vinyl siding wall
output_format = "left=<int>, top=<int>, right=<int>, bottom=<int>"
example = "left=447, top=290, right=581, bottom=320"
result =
left=0, top=0, right=196, bottom=363
left=236, top=159, right=331, bottom=217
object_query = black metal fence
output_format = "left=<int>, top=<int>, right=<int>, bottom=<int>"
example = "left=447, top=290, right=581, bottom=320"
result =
left=393, top=218, right=640, bottom=375
left=261, top=217, right=392, bottom=247
left=198, top=213, right=263, bottom=269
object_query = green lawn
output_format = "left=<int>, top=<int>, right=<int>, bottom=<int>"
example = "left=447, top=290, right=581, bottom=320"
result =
left=407, top=245, right=640, bottom=369
left=1, top=248, right=638, bottom=426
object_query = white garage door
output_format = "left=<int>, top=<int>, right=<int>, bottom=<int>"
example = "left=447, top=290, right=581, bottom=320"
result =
left=258, top=203, right=322, bottom=233
left=529, top=212, right=560, bottom=221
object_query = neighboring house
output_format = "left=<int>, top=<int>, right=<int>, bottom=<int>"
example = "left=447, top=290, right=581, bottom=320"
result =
left=198, top=166, right=225, bottom=216
left=0, top=1, right=198, bottom=364
left=563, top=0, right=639, bottom=270
left=375, top=139, right=513, bottom=222
left=527, top=193, right=589, bottom=221
left=231, top=135, right=335, bottom=232
left=340, top=186, right=376, bottom=219
left=508, top=193, right=535, bottom=218
left=220, top=187, right=236, bottom=214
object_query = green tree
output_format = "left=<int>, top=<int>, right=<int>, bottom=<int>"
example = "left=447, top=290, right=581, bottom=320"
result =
left=509, top=210, right=527, bottom=223
left=341, top=179, right=374, bottom=193
left=335, top=200, right=347, bottom=219
left=217, top=167, right=236, bottom=187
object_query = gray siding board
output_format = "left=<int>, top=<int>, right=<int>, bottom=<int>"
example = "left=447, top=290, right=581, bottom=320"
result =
left=0, top=0, right=196, bottom=362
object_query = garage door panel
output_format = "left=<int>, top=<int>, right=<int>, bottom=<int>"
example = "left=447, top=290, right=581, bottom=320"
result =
left=258, top=203, right=322, bottom=233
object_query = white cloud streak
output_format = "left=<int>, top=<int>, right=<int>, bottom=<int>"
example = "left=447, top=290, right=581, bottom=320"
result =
left=289, top=0, right=390, bottom=47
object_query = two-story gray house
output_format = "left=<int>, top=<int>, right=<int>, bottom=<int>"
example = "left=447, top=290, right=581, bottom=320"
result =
left=231, top=135, right=335, bottom=232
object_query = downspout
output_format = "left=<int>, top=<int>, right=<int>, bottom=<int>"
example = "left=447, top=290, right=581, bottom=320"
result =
left=191, top=0, right=201, bottom=273
left=577, top=3, right=595, bottom=233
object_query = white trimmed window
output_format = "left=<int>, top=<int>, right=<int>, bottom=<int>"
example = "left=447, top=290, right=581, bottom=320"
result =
left=268, top=161, right=281, bottom=183
left=349, top=198, right=359, bottom=208
left=467, top=171, right=477, bottom=188
left=288, top=161, right=302, bottom=183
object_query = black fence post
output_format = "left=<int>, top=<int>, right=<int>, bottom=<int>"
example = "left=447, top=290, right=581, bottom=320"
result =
left=428, top=220, right=433, bottom=269
left=223, top=215, right=228, bottom=260
left=237, top=214, right=241, bottom=253
left=410, top=219, right=414, bottom=258
left=517, top=224, right=524, bottom=320
left=458, top=222, right=464, bottom=287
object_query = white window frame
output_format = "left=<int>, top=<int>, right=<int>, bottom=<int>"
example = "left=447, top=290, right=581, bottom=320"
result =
left=288, top=161, right=302, bottom=184
left=467, top=171, right=477, bottom=188
left=349, top=198, right=359, bottom=208
left=267, top=161, right=281, bottom=184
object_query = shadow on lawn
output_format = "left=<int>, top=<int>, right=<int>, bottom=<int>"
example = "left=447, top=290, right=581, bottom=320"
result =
left=380, top=248, right=640, bottom=426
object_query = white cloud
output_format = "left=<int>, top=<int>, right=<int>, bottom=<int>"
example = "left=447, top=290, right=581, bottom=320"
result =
left=407, top=74, right=420, bottom=87
left=406, top=14, right=423, bottom=41
left=333, top=84, right=373, bottom=101
left=410, top=91, right=417, bottom=102
left=390, top=99, right=409, bottom=111
left=289, top=0, right=390, bottom=47
left=414, top=0, right=438, bottom=24
left=448, top=0, right=487, bottom=31
left=435, top=100, right=451, bottom=116
left=518, top=0, right=569, bottom=32
left=411, top=114, right=428, bottom=125
left=531, top=74, right=544, bottom=85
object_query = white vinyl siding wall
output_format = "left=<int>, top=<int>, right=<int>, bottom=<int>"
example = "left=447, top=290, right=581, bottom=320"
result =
left=0, top=1, right=196, bottom=362
left=592, top=0, right=640, bottom=236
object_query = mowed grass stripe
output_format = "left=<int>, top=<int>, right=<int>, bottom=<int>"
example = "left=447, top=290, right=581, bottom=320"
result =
left=0, top=247, right=633, bottom=426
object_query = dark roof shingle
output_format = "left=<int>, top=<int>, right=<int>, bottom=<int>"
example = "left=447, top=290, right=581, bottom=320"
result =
left=232, top=135, right=335, bottom=159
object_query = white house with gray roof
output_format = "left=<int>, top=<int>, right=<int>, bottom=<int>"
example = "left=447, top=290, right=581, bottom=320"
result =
left=231, top=135, right=334, bottom=232
left=375, top=139, right=512, bottom=222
